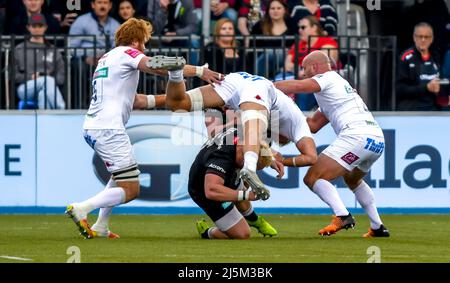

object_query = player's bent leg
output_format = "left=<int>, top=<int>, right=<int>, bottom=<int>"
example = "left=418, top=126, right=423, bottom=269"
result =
left=224, top=218, right=251, bottom=239
left=344, top=168, right=389, bottom=237
left=165, top=84, right=225, bottom=112
left=235, top=200, right=278, bottom=237
left=303, top=154, right=354, bottom=236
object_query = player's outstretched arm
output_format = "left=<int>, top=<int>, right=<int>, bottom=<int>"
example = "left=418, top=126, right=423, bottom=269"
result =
left=205, top=174, right=258, bottom=202
left=307, top=109, right=329, bottom=133
left=133, top=94, right=167, bottom=110
left=274, top=79, right=321, bottom=94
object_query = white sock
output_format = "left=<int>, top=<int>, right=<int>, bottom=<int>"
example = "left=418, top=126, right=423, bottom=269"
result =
left=207, top=227, right=218, bottom=239
left=312, top=179, right=349, bottom=216
left=354, top=181, right=383, bottom=229
left=78, top=187, right=126, bottom=215
left=243, top=151, right=258, bottom=172
left=241, top=205, right=254, bottom=217
left=168, top=70, right=184, bottom=82
left=92, top=207, right=113, bottom=232
left=91, top=179, right=115, bottom=231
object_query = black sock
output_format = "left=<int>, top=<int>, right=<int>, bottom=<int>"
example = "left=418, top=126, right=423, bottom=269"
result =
left=244, top=211, right=258, bottom=222
left=201, top=228, right=210, bottom=239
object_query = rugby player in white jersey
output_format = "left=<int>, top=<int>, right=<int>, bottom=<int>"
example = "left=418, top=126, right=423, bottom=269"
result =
left=275, top=51, right=390, bottom=237
left=143, top=72, right=318, bottom=200
left=65, top=18, right=223, bottom=239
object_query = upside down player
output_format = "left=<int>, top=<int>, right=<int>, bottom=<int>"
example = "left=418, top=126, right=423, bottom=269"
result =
left=189, top=127, right=282, bottom=239
left=275, top=51, right=390, bottom=237
left=143, top=70, right=318, bottom=200
left=65, top=18, right=223, bottom=239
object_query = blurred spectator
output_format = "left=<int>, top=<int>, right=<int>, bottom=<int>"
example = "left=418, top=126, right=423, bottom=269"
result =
left=113, top=0, right=148, bottom=19
left=288, top=0, right=338, bottom=36
left=250, top=0, right=296, bottom=77
left=117, top=0, right=136, bottom=22
left=278, top=16, right=338, bottom=110
left=4, top=0, right=60, bottom=35
left=14, top=13, right=66, bottom=109
left=210, top=0, right=238, bottom=23
left=147, top=0, right=197, bottom=47
left=205, top=18, right=245, bottom=74
left=284, top=16, right=338, bottom=74
left=69, top=0, right=120, bottom=65
left=397, top=22, right=441, bottom=111
left=49, top=0, right=92, bottom=34
left=237, top=0, right=270, bottom=45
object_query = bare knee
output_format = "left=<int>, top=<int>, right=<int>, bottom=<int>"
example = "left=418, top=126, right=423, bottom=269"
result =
left=344, top=177, right=361, bottom=191
left=231, top=229, right=251, bottom=239
left=304, top=170, right=320, bottom=190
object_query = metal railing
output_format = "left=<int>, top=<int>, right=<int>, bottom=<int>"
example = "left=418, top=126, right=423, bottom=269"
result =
left=0, top=34, right=396, bottom=110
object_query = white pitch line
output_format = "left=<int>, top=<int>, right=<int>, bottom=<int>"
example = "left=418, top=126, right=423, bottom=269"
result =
left=0, top=255, right=33, bottom=261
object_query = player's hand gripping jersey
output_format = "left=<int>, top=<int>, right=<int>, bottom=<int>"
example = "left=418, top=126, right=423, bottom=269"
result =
left=83, top=46, right=145, bottom=130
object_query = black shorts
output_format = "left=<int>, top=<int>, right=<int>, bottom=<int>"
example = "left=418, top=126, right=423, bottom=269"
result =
left=188, top=187, right=235, bottom=222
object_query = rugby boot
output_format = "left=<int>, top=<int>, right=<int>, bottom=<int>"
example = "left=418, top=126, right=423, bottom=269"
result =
left=146, top=55, right=186, bottom=70
left=91, top=229, right=120, bottom=239
left=247, top=216, right=278, bottom=237
left=363, top=224, right=390, bottom=238
left=65, top=204, right=94, bottom=239
left=318, top=214, right=356, bottom=236
left=239, top=168, right=270, bottom=200
left=196, top=219, right=210, bottom=239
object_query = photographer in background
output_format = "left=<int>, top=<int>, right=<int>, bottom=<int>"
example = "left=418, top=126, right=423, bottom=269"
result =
left=14, top=13, right=66, bottom=109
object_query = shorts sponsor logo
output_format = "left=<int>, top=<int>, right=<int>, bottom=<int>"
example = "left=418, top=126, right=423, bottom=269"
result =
left=208, top=163, right=226, bottom=174
left=365, top=138, right=384, bottom=154
left=341, top=152, right=359, bottom=165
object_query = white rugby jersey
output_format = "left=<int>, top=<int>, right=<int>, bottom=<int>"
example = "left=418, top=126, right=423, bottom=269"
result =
left=83, top=46, right=145, bottom=130
left=214, top=72, right=311, bottom=143
left=312, top=71, right=379, bottom=135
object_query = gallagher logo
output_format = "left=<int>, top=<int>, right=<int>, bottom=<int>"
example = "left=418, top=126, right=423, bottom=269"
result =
left=92, top=124, right=205, bottom=201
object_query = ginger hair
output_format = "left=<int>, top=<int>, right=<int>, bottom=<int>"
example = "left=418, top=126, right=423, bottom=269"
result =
left=115, top=17, right=153, bottom=47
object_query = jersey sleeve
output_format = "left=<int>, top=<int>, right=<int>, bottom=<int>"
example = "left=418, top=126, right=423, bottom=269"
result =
left=205, top=149, right=235, bottom=179
left=311, top=72, right=332, bottom=92
left=122, top=48, right=145, bottom=70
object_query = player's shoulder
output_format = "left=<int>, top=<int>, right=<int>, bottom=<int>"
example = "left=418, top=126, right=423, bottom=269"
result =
left=400, top=47, right=416, bottom=62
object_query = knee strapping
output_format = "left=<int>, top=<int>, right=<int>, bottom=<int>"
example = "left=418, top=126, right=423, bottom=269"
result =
left=112, top=164, right=140, bottom=182
left=187, top=88, right=203, bottom=111
left=241, top=110, right=268, bottom=129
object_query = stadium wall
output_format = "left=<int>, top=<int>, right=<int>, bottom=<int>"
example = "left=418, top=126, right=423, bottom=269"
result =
left=0, top=111, right=449, bottom=214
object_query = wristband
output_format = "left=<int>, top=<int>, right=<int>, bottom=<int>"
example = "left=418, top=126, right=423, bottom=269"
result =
left=237, top=190, right=250, bottom=201
left=195, top=63, right=209, bottom=77
left=146, top=95, right=156, bottom=109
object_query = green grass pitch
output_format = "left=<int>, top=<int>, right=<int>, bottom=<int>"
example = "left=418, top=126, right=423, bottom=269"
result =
left=1, top=214, right=449, bottom=263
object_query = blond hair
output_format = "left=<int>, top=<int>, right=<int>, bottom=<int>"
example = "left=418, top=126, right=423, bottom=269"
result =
left=257, top=141, right=273, bottom=168
left=115, top=18, right=153, bottom=47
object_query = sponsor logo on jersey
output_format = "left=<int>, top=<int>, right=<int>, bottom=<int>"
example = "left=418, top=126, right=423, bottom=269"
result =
left=93, top=67, right=108, bottom=79
left=208, top=163, right=226, bottom=174
left=125, top=48, right=142, bottom=58
left=341, top=152, right=359, bottom=165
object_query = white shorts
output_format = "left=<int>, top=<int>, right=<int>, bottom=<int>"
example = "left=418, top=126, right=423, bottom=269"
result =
left=214, top=73, right=274, bottom=111
left=322, top=131, right=384, bottom=172
left=215, top=205, right=244, bottom=232
left=83, top=129, right=137, bottom=173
